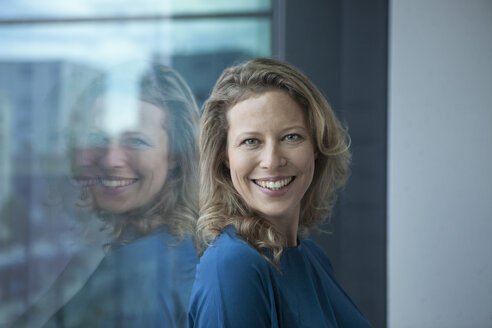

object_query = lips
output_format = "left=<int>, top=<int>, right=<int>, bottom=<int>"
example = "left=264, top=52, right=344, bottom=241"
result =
left=100, top=178, right=138, bottom=188
left=74, top=176, right=138, bottom=189
left=253, top=177, right=294, bottom=190
left=74, top=176, right=99, bottom=187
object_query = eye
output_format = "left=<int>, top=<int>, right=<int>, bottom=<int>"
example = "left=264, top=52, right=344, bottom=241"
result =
left=123, top=137, right=151, bottom=148
left=283, top=133, right=303, bottom=142
left=242, top=138, right=260, bottom=146
left=87, top=133, right=109, bottom=148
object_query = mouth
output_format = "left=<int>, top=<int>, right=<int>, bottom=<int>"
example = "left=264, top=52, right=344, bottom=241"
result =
left=74, top=176, right=99, bottom=187
left=99, top=177, right=139, bottom=189
left=253, top=177, right=295, bottom=190
left=74, top=176, right=138, bottom=189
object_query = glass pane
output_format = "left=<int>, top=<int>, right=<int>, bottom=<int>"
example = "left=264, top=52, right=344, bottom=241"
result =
left=0, top=0, right=271, bottom=18
left=0, top=18, right=271, bottom=103
left=0, top=19, right=270, bottom=326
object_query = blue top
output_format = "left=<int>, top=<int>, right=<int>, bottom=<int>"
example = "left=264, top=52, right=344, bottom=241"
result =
left=44, top=227, right=198, bottom=328
left=188, top=227, right=371, bottom=328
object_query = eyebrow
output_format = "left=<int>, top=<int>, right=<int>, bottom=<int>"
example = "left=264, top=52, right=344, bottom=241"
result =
left=120, top=131, right=154, bottom=141
left=90, top=130, right=153, bottom=141
left=121, top=131, right=148, bottom=137
left=281, top=125, right=309, bottom=132
left=233, top=125, right=307, bottom=135
left=231, top=125, right=308, bottom=141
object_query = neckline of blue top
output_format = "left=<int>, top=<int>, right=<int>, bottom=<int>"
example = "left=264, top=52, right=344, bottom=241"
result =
left=222, top=224, right=304, bottom=254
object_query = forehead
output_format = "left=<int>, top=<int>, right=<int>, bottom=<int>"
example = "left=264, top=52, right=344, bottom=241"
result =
left=91, top=97, right=166, bottom=137
left=226, top=90, right=308, bottom=132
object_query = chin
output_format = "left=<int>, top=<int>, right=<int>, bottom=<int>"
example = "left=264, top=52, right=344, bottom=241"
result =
left=94, top=201, right=133, bottom=215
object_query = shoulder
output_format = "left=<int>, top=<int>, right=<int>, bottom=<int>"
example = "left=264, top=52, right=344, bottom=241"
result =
left=300, top=238, right=325, bottom=255
left=193, top=227, right=275, bottom=296
left=204, top=227, right=263, bottom=259
left=102, top=230, right=197, bottom=285
left=199, top=227, right=271, bottom=280
left=189, top=228, right=275, bottom=327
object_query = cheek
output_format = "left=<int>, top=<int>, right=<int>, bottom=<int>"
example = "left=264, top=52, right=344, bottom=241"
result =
left=152, top=148, right=172, bottom=182
left=298, top=149, right=316, bottom=175
left=74, top=147, right=100, bottom=166
left=227, top=152, right=251, bottom=190
left=228, top=160, right=242, bottom=186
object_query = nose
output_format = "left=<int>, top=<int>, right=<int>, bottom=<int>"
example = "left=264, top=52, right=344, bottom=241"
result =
left=100, top=143, right=126, bottom=169
left=259, top=142, right=287, bottom=169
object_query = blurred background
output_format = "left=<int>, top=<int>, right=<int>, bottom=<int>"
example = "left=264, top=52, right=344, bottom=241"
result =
left=0, top=0, right=491, bottom=327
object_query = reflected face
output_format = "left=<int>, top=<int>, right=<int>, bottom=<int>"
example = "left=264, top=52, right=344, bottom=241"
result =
left=74, top=101, right=173, bottom=214
left=226, top=90, right=316, bottom=227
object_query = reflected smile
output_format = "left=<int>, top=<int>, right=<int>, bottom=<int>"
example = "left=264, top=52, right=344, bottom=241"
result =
left=74, top=176, right=99, bottom=187
left=100, top=177, right=138, bottom=188
left=253, top=177, right=294, bottom=190
left=74, top=176, right=138, bottom=189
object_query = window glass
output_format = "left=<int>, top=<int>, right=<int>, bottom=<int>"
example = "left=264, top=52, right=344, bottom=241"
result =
left=0, top=0, right=271, bottom=18
left=0, top=18, right=270, bottom=103
left=0, top=5, right=271, bottom=326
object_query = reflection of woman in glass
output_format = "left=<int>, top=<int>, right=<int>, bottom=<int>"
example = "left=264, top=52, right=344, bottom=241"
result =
left=42, top=64, right=200, bottom=328
left=188, top=58, right=372, bottom=327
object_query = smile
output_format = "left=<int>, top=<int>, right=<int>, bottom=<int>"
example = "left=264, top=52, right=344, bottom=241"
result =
left=253, top=177, right=294, bottom=190
left=100, top=177, right=138, bottom=188
left=74, top=176, right=99, bottom=187
left=74, top=176, right=138, bottom=189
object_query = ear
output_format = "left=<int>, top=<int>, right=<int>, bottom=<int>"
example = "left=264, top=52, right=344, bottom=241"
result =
left=224, top=158, right=230, bottom=168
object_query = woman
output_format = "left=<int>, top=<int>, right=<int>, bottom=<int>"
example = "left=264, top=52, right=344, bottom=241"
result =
left=188, top=58, right=372, bottom=327
left=41, top=64, right=200, bottom=328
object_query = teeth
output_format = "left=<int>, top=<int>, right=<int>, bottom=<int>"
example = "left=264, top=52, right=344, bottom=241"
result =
left=74, top=177, right=138, bottom=188
left=100, top=179, right=136, bottom=188
left=255, top=177, right=293, bottom=190
left=75, top=178, right=99, bottom=187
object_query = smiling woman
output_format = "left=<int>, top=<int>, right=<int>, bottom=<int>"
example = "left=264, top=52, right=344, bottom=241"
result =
left=226, top=90, right=316, bottom=245
left=188, top=58, right=372, bottom=327
left=77, top=101, right=173, bottom=215
left=36, top=63, right=200, bottom=328
left=69, top=63, right=198, bottom=238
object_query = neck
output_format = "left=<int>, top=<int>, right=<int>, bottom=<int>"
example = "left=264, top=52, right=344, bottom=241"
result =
left=265, top=210, right=299, bottom=247
left=284, top=231, right=298, bottom=247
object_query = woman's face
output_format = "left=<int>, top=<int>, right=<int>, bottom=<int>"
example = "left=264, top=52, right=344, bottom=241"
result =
left=74, top=101, right=173, bottom=214
left=226, top=90, right=316, bottom=228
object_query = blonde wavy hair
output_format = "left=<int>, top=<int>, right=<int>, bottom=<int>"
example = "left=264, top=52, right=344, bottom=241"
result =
left=69, top=64, right=199, bottom=243
left=198, top=58, right=351, bottom=263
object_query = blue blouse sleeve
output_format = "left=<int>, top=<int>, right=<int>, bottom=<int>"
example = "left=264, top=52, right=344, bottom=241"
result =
left=188, top=235, right=276, bottom=328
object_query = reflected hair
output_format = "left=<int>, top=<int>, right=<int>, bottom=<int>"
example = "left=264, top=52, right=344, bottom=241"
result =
left=69, top=64, right=199, bottom=241
left=198, top=58, right=351, bottom=263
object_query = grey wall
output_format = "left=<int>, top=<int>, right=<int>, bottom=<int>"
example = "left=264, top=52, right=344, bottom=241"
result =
left=388, top=0, right=492, bottom=327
